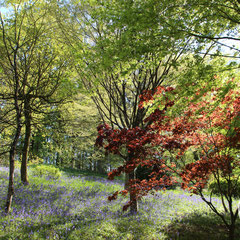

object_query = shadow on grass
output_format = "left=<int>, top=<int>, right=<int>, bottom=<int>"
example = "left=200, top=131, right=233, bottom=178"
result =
left=1, top=212, right=157, bottom=240
left=1, top=214, right=88, bottom=240
left=60, top=167, right=108, bottom=178
left=59, top=167, right=125, bottom=182
left=163, top=211, right=240, bottom=240
left=3, top=207, right=240, bottom=240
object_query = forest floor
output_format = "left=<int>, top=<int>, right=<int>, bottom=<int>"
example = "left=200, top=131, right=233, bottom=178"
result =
left=0, top=166, right=239, bottom=240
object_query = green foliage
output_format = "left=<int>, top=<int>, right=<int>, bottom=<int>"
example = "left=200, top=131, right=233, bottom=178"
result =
left=208, top=175, right=240, bottom=198
left=29, top=157, right=44, bottom=166
left=0, top=157, right=8, bottom=167
left=15, top=161, right=21, bottom=169
left=31, top=164, right=62, bottom=179
left=31, top=93, right=102, bottom=170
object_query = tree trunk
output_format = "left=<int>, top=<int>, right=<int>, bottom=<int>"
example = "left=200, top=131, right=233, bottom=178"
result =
left=72, top=157, right=75, bottom=168
left=89, top=158, right=92, bottom=171
left=71, top=146, right=76, bottom=168
left=93, top=160, right=96, bottom=172
left=97, top=160, right=106, bottom=174
left=56, top=152, right=60, bottom=167
left=21, top=98, right=31, bottom=185
left=228, top=224, right=235, bottom=240
left=77, top=155, right=81, bottom=169
left=5, top=47, right=23, bottom=212
left=228, top=209, right=239, bottom=240
left=5, top=149, right=15, bottom=213
left=125, top=153, right=138, bottom=214
left=81, top=153, right=84, bottom=170
left=129, top=170, right=138, bottom=214
left=124, top=172, right=129, bottom=190
left=6, top=102, right=22, bottom=213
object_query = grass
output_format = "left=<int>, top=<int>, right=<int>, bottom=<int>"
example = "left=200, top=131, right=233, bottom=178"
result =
left=59, top=166, right=125, bottom=181
left=0, top=166, right=239, bottom=240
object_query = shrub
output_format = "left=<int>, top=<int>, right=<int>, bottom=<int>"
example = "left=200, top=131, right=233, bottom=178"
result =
left=31, top=164, right=61, bottom=179
left=0, top=156, right=9, bottom=167
left=15, top=161, right=21, bottom=169
left=29, top=156, right=44, bottom=165
left=208, top=175, right=240, bottom=199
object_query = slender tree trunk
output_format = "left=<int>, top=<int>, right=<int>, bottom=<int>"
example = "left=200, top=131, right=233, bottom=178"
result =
left=6, top=149, right=16, bottom=213
left=125, top=153, right=138, bottom=214
left=71, top=147, right=75, bottom=168
left=56, top=152, right=60, bottom=167
left=89, top=158, right=92, bottom=171
left=97, top=160, right=106, bottom=174
left=124, top=172, right=129, bottom=190
left=5, top=42, right=23, bottom=212
left=129, top=170, right=138, bottom=214
left=94, top=159, right=97, bottom=172
left=6, top=101, right=22, bottom=213
left=77, top=155, right=81, bottom=169
left=31, top=137, right=34, bottom=154
left=60, top=157, right=63, bottom=167
left=81, top=153, right=84, bottom=170
left=21, top=98, right=31, bottom=185
left=72, top=157, right=75, bottom=168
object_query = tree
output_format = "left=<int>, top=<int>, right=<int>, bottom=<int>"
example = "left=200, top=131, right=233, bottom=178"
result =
left=171, top=0, right=240, bottom=57
left=60, top=0, right=193, bottom=214
left=0, top=4, right=24, bottom=213
left=122, top=0, right=240, bottom=59
left=0, top=0, right=73, bottom=212
left=96, top=86, right=180, bottom=212
left=97, top=79, right=240, bottom=239
left=174, top=81, right=240, bottom=240
left=34, top=93, right=102, bottom=170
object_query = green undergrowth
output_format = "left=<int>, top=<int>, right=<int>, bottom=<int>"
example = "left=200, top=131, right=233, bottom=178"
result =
left=31, top=164, right=62, bottom=179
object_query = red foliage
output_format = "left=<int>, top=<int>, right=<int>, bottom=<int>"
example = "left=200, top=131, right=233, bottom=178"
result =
left=177, top=87, right=240, bottom=193
left=108, top=191, right=119, bottom=201
left=96, top=83, right=240, bottom=211
left=96, top=86, right=182, bottom=210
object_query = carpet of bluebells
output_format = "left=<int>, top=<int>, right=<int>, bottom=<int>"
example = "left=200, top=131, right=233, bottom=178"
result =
left=0, top=166, right=239, bottom=240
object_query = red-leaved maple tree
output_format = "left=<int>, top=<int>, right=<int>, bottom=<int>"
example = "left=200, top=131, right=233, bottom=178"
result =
left=96, top=86, right=186, bottom=212
left=96, top=81, right=240, bottom=239
left=174, top=82, right=240, bottom=240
